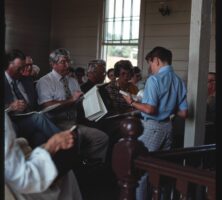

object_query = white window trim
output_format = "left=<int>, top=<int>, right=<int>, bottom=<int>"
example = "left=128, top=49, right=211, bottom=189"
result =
left=98, top=0, right=146, bottom=67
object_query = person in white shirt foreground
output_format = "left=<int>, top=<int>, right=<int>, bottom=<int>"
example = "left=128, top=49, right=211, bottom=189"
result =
left=5, top=112, right=82, bottom=200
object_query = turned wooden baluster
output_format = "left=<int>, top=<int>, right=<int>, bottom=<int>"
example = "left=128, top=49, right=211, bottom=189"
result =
left=112, top=116, right=148, bottom=200
left=176, top=179, right=188, bottom=200
left=149, top=173, right=160, bottom=200
left=206, top=184, right=216, bottom=200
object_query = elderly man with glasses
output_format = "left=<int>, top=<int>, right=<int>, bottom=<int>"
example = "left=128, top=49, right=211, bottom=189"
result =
left=36, top=48, right=109, bottom=167
left=80, top=59, right=106, bottom=93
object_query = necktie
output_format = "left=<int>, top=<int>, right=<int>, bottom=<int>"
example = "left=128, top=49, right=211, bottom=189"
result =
left=12, top=80, right=27, bottom=102
left=11, top=80, right=31, bottom=112
left=60, top=77, right=76, bottom=120
left=61, top=77, right=72, bottom=99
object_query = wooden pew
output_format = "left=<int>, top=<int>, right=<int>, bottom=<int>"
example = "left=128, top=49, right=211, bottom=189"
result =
left=112, top=116, right=216, bottom=200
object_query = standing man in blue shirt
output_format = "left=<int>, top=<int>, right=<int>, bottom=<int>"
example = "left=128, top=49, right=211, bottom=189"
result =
left=122, top=46, right=188, bottom=199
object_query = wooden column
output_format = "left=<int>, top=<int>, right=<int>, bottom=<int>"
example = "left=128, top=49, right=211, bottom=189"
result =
left=184, top=0, right=213, bottom=147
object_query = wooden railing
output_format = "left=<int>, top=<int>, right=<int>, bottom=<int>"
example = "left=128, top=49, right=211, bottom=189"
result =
left=112, top=116, right=216, bottom=200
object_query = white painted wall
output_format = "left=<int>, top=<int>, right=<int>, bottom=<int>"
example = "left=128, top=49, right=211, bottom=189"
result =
left=140, top=0, right=215, bottom=82
left=5, top=0, right=51, bottom=76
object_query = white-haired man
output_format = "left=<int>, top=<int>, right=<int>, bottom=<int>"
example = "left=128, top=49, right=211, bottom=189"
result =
left=81, top=59, right=106, bottom=93
left=36, top=48, right=109, bottom=166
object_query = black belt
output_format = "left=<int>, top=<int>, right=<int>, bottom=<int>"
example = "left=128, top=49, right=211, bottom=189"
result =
left=142, top=116, right=170, bottom=122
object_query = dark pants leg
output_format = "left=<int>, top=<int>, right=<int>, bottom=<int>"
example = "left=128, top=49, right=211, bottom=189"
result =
left=52, top=145, right=80, bottom=177
left=12, top=113, right=60, bottom=147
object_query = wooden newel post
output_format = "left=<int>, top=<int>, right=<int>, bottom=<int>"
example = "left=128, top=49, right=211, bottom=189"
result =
left=112, top=116, right=148, bottom=200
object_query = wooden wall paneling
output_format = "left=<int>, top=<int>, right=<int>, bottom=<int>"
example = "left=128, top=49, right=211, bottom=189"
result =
left=51, top=0, right=101, bottom=68
left=5, top=0, right=52, bottom=76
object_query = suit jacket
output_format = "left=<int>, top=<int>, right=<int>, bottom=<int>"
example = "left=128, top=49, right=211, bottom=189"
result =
left=4, top=75, right=38, bottom=111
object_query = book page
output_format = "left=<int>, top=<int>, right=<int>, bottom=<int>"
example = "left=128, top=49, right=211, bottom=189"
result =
left=41, top=103, right=61, bottom=113
left=83, top=86, right=101, bottom=118
left=12, top=103, right=61, bottom=117
left=94, top=90, right=107, bottom=121
left=12, top=111, right=38, bottom=117
left=105, top=110, right=141, bottom=119
left=82, top=85, right=107, bottom=121
left=119, top=90, right=139, bottom=101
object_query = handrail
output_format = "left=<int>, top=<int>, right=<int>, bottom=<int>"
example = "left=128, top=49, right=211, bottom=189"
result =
left=148, top=144, right=215, bottom=157
left=135, top=155, right=216, bottom=199
left=135, top=155, right=215, bottom=186
left=112, top=116, right=216, bottom=200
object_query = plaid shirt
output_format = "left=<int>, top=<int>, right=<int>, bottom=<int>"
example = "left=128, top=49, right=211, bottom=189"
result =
left=105, top=80, right=138, bottom=113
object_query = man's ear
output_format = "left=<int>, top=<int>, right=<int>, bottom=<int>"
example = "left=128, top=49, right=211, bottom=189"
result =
left=49, top=62, right=54, bottom=68
left=156, top=57, right=161, bottom=66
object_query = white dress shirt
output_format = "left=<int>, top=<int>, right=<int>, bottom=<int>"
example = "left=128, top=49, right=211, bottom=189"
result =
left=5, top=112, right=83, bottom=200
left=4, top=112, right=58, bottom=194
left=36, top=70, right=81, bottom=105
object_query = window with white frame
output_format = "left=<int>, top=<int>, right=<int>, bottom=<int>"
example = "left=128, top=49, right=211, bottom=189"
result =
left=101, top=0, right=141, bottom=76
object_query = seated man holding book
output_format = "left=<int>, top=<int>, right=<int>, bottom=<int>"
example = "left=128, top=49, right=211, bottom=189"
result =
left=80, top=59, right=113, bottom=120
left=4, top=49, right=61, bottom=148
left=36, top=48, right=109, bottom=165
left=5, top=112, right=82, bottom=200
left=81, top=59, right=106, bottom=93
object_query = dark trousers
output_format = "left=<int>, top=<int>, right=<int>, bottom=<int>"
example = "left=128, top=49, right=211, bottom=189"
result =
left=11, top=113, right=61, bottom=148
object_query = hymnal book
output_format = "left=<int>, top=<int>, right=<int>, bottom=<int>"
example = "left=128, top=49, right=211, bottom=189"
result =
left=119, top=90, right=139, bottom=101
left=12, top=103, right=61, bottom=117
left=82, top=85, right=108, bottom=122
left=105, top=110, right=141, bottom=119
left=70, top=125, right=77, bottom=132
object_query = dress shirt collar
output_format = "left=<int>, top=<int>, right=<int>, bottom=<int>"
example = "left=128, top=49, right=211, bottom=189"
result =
left=158, top=65, right=173, bottom=74
left=5, top=71, right=15, bottom=85
left=51, top=69, right=64, bottom=81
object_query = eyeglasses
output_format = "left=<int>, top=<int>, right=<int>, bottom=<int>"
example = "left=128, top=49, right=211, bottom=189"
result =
left=57, top=60, right=73, bottom=65
left=25, top=63, right=33, bottom=67
left=94, top=70, right=106, bottom=76
left=208, top=80, right=216, bottom=83
left=120, top=71, right=130, bottom=76
left=10, top=62, right=26, bottom=71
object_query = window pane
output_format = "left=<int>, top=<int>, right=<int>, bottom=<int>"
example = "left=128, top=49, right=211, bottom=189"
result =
left=132, top=0, right=141, bottom=17
left=115, top=0, right=123, bottom=18
left=122, top=20, right=130, bottom=40
left=103, top=0, right=141, bottom=43
left=114, top=21, right=122, bottom=41
left=102, top=0, right=141, bottom=72
left=123, top=0, right=131, bottom=18
left=132, top=20, right=139, bottom=39
left=103, top=44, right=138, bottom=69
left=104, top=21, right=113, bottom=41
left=106, top=0, right=114, bottom=19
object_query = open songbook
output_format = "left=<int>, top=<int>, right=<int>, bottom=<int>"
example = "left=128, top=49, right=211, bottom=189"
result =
left=119, top=90, right=140, bottom=101
left=105, top=110, right=141, bottom=119
left=82, top=85, right=108, bottom=122
left=11, top=103, right=61, bottom=117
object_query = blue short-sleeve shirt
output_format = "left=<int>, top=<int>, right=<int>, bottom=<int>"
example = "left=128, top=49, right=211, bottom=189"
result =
left=141, top=65, right=188, bottom=121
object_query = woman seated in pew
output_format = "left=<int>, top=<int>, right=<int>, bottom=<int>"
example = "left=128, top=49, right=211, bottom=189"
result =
left=105, top=60, right=139, bottom=114
left=5, top=112, right=82, bottom=200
